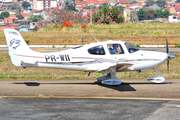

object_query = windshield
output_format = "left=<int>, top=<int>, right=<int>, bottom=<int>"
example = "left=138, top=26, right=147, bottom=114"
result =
left=125, top=42, right=140, bottom=53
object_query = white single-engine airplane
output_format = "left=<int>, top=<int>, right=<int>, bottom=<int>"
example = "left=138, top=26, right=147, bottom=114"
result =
left=4, top=29, right=176, bottom=85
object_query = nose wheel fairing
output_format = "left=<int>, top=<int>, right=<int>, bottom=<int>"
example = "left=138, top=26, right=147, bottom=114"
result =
left=97, top=72, right=122, bottom=86
left=146, top=68, right=165, bottom=83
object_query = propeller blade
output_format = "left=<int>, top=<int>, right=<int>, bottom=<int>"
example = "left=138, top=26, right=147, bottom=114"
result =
left=167, top=60, right=169, bottom=73
left=166, top=39, right=176, bottom=73
left=166, top=39, right=169, bottom=54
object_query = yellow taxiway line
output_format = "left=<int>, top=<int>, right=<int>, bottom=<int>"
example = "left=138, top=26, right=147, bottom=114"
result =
left=1, top=96, right=180, bottom=101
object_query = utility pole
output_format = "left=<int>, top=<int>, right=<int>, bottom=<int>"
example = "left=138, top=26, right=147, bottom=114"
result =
left=88, top=3, right=94, bottom=24
left=90, top=5, right=92, bottom=24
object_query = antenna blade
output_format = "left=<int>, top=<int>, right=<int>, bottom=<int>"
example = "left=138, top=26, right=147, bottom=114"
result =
left=90, top=33, right=99, bottom=42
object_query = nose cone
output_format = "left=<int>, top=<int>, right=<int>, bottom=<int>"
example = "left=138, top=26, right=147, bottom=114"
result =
left=167, top=53, right=176, bottom=60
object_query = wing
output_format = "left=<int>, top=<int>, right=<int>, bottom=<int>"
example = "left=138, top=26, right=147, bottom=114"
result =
left=95, top=60, right=134, bottom=75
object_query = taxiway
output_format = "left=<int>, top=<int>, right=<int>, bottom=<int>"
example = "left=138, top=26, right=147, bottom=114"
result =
left=0, top=79, right=180, bottom=120
left=0, top=79, right=180, bottom=99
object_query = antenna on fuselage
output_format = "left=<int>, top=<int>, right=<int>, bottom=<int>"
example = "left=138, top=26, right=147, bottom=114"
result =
left=90, top=33, right=99, bottom=42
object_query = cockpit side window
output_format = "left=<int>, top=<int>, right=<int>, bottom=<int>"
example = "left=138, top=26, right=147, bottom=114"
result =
left=88, top=45, right=105, bottom=55
left=125, top=42, right=140, bottom=53
left=107, top=44, right=124, bottom=55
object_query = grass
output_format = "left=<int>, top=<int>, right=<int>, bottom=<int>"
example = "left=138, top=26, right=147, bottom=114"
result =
left=0, top=52, right=179, bottom=79
left=1, top=23, right=180, bottom=45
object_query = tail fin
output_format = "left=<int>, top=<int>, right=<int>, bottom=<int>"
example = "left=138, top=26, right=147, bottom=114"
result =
left=4, top=29, right=34, bottom=67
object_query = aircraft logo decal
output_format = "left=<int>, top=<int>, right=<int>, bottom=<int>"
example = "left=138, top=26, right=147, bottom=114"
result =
left=10, top=38, right=20, bottom=49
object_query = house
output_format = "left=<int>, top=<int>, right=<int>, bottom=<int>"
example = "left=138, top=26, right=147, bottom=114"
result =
left=165, top=7, right=176, bottom=15
left=10, top=14, right=17, bottom=18
left=164, top=0, right=173, bottom=4
left=86, top=0, right=110, bottom=7
left=118, top=0, right=129, bottom=6
left=172, top=3, right=180, bottom=7
left=76, top=6, right=85, bottom=11
left=137, top=0, right=146, bottom=5
left=176, top=8, right=180, bottom=14
left=169, top=15, right=178, bottom=22
left=127, top=3, right=143, bottom=11
left=0, top=27, right=14, bottom=31
left=4, top=17, right=17, bottom=24
left=14, top=21, right=29, bottom=26
left=123, top=7, right=131, bottom=22
left=33, top=0, right=57, bottom=10
left=2, top=0, right=13, bottom=5
left=32, top=10, right=42, bottom=15
left=83, top=9, right=90, bottom=13
left=29, top=22, right=37, bottom=29
left=75, top=1, right=84, bottom=8
left=21, top=13, right=29, bottom=20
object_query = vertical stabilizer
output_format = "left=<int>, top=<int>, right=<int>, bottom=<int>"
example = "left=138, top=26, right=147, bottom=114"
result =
left=4, top=29, right=34, bottom=67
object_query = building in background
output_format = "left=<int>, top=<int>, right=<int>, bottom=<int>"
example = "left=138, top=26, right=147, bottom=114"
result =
left=33, top=0, right=57, bottom=10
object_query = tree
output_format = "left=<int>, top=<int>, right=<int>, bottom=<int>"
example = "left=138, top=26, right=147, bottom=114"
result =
left=65, top=1, right=69, bottom=5
left=9, top=3, right=21, bottom=15
left=82, top=6, right=90, bottom=10
left=156, top=9, right=170, bottom=18
left=98, top=5, right=111, bottom=23
left=145, top=0, right=154, bottom=7
left=131, top=11, right=138, bottom=22
left=110, top=6, right=124, bottom=23
left=18, top=14, right=24, bottom=20
left=27, top=15, right=43, bottom=22
left=137, top=9, right=146, bottom=21
left=9, top=3, right=19, bottom=10
left=22, top=1, right=31, bottom=10
left=163, top=9, right=170, bottom=18
left=155, top=0, right=166, bottom=8
left=93, top=5, right=124, bottom=24
left=0, top=12, right=10, bottom=19
left=144, top=9, right=158, bottom=20
left=66, top=5, right=76, bottom=11
left=48, top=9, right=89, bottom=24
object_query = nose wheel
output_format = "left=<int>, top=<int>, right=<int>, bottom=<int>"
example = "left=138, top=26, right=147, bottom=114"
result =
left=146, top=68, right=165, bottom=83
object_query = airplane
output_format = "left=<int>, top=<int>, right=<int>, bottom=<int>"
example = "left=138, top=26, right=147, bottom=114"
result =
left=4, top=29, right=176, bottom=86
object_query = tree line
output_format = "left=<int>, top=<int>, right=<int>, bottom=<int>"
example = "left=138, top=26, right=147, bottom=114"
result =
left=137, top=9, right=170, bottom=21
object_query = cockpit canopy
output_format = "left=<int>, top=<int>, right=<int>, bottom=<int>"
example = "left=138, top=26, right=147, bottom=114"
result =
left=85, top=41, right=140, bottom=55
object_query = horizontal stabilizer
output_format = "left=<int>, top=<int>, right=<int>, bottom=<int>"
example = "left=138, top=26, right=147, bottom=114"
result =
left=22, top=60, right=38, bottom=65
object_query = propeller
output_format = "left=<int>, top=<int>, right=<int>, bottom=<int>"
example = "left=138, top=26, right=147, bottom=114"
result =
left=166, top=39, right=176, bottom=73
left=166, top=39, right=169, bottom=73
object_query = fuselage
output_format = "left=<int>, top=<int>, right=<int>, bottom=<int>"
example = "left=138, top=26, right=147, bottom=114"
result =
left=19, top=40, right=168, bottom=72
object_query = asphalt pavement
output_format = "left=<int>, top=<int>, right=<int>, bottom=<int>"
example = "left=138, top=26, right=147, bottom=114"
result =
left=1, top=97, right=180, bottom=120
